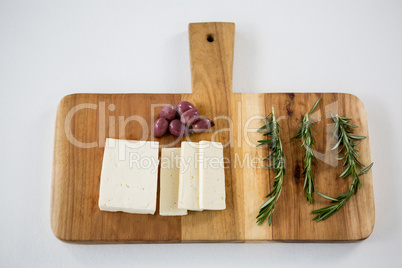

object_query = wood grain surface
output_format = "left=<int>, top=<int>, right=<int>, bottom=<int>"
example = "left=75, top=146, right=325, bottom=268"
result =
left=51, top=22, right=374, bottom=243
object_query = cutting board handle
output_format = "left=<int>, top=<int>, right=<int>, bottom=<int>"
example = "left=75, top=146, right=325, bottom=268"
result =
left=188, top=22, right=235, bottom=97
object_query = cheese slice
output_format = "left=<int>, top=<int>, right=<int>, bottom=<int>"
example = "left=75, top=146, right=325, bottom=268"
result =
left=178, top=142, right=203, bottom=211
left=98, top=138, right=159, bottom=214
left=199, top=141, right=226, bottom=210
left=159, top=148, right=188, bottom=216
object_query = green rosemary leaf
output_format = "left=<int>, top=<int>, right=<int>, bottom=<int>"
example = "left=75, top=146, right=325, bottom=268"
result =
left=358, top=162, right=374, bottom=176
left=310, top=124, right=318, bottom=133
left=338, top=192, right=352, bottom=198
left=265, top=187, right=277, bottom=198
left=349, top=135, right=366, bottom=140
left=262, top=113, right=272, bottom=120
left=312, top=204, right=336, bottom=214
left=268, top=212, right=273, bottom=226
left=317, top=192, right=339, bottom=202
left=332, top=138, right=343, bottom=151
left=260, top=196, right=276, bottom=209
left=339, top=165, right=352, bottom=178
left=309, top=97, right=322, bottom=115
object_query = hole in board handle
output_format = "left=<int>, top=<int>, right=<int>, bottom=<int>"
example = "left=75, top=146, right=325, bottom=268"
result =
left=206, top=34, right=214, bottom=42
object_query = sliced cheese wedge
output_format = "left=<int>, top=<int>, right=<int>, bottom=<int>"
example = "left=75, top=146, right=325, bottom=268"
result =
left=98, top=138, right=159, bottom=214
left=178, top=142, right=203, bottom=211
left=199, top=141, right=226, bottom=210
left=159, top=148, right=188, bottom=216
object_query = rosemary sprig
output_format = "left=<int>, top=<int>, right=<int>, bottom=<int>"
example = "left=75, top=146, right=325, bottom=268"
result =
left=292, top=97, right=321, bottom=204
left=312, top=112, right=373, bottom=222
left=256, top=107, right=286, bottom=226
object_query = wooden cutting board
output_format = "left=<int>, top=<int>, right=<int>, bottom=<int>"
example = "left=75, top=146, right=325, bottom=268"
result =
left=51, top=22, right=374, bottom=243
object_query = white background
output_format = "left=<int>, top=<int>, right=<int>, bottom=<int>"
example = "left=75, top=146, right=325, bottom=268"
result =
left=1, top=0, right=401, bottom=267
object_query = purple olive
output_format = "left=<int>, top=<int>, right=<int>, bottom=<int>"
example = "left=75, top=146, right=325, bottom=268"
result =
left=176, top=101, right=195, bottom=115
left=190, top=117, right=215, bottom=133
left=153, top=118, right=169, bottom=138
left=160, top=104, right=177, bottom=120
left=180, top=108, right=200, bottom=125
left=169, top=119, right=187, bottom=137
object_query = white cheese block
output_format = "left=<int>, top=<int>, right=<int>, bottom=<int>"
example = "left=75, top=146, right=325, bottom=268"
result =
left=159, top=148, right=188, bottom=216
left=199, top=141, right=226, bottom=210
left=178, top=142, right=203, bottom=211
left=98, top=138, right=159, bottom=214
